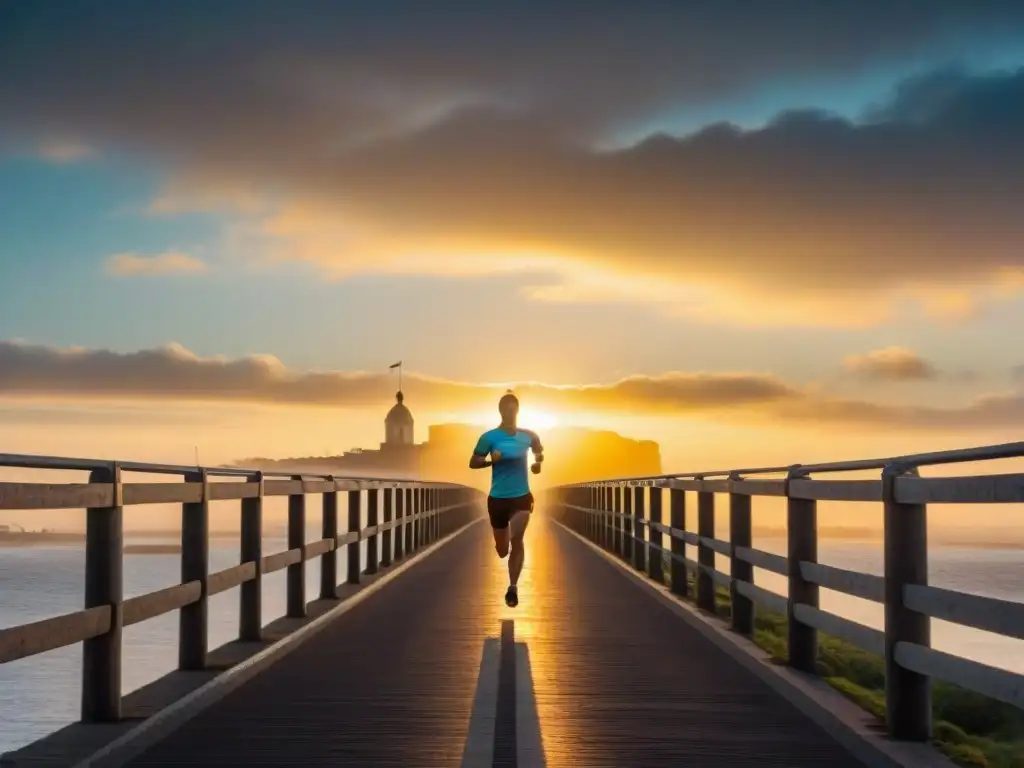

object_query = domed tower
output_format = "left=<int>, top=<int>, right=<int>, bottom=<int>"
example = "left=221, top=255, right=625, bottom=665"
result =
left=384, top=391, right=414, bottom=447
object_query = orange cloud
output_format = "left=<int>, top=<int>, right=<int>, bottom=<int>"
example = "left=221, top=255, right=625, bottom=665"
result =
left=843, top=347, right=938, bottom=381
left=1, top=340, right=1021, bottom=433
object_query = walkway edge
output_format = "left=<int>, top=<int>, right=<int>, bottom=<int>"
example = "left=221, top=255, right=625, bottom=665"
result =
left=553, top=520, right=957, bottom=768
left=73, top=517, right=484, bottom=768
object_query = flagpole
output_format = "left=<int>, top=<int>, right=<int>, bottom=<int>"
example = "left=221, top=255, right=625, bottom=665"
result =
left=389, top=360, right=403, bottom=395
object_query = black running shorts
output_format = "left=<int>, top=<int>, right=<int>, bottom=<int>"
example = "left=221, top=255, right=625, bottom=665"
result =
left=487, top=492, right=534, bottom=530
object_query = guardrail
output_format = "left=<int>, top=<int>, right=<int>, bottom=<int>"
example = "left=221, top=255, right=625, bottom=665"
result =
left=547, top=440, right=1024, bottom=742
left=0, top=452, right=482, bottom=723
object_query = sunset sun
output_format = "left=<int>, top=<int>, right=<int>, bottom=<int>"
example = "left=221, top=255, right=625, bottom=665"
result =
left=516, top=406, right=560, bottom=430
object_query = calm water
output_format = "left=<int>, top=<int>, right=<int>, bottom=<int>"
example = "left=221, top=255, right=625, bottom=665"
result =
left=0, top=535, right=1022, bottom=754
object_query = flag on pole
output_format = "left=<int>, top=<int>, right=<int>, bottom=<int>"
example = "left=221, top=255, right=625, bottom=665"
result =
left=389, top=361, right=402, bottom=369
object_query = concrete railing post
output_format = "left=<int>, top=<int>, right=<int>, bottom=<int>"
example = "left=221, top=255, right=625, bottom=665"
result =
left=786, top=465, right=818, bottom=673
left=82, top=463, right=123, bottom=722
left=883, top=463, right=931, bottom=741
left=180, top=470, right=209, bottom=669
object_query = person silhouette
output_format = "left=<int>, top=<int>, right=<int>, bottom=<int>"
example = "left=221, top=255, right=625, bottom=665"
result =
left=468, top=391, right=543, bottom=607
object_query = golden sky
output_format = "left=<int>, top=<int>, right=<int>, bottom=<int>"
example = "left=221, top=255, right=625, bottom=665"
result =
left=4, top=4, right=1024, bottom=535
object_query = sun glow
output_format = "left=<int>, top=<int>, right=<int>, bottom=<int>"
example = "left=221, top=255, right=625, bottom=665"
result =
left=515, top=406, right=560, bottom=431
left=460, top=406, right=561, bottom=431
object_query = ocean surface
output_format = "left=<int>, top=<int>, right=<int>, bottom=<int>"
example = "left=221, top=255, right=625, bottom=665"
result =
left=0, top=532, right=1022, bottom=755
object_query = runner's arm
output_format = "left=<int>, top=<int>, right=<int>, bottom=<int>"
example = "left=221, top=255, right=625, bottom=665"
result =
left=528, top=431, right=543, bottom=473
left=469, top=433, right=493, bottom=469
left=529, top=431, right=544, bottom=463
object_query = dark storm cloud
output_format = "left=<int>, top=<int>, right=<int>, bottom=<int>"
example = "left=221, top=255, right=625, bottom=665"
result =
left=5, top=1, right=1023, bottom=143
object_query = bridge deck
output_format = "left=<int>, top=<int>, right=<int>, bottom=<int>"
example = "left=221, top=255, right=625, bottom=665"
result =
left=126, top=516, right=861, bottom=767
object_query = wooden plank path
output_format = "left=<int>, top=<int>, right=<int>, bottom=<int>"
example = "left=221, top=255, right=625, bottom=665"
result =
left=111, top=516, right=860, bottom=767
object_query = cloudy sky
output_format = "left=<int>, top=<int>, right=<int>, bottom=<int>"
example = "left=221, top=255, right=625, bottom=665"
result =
left=3, top=1, right=1024, bottom=470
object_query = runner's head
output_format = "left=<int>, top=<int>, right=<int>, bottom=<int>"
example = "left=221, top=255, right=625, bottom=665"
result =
left=498, top=390, right=519, bottom=423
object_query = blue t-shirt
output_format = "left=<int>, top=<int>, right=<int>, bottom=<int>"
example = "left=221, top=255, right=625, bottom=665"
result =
left=473, top=427, right=542, bottom=499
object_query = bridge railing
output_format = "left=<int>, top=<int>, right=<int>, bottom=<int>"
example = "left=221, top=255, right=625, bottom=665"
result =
left=547, top=440, right=1024, bottom=743
left=0, top=452, right=482, bottom=724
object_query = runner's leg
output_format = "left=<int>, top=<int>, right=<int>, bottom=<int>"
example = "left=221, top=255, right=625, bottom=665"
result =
left=492, top=526, right=510, bottom=559
left=507, top=506, right=532, bottom=588
left=488, top=497, right=511, bottom=559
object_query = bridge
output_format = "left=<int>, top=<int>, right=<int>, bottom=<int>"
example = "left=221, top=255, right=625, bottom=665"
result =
left=0, top=445, right=1022, bottom=766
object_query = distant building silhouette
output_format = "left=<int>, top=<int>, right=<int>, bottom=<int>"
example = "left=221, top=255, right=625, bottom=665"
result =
left=237, top=390, right=662, bottom=485
left=384, top=391, right=414, bottom=446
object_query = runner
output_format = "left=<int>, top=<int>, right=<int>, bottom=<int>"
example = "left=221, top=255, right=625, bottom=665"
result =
left=469, top=391, right=543, bottom=607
